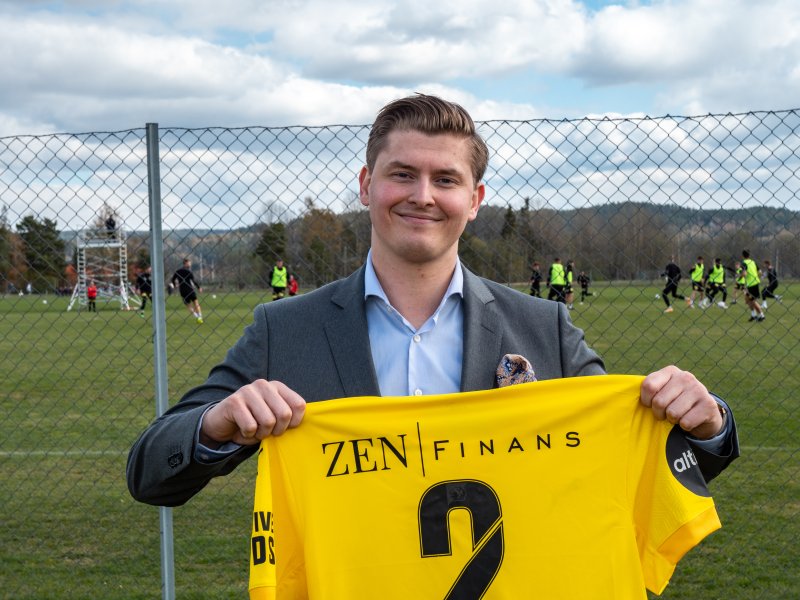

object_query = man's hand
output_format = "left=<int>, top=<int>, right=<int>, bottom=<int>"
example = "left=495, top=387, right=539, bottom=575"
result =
left=200, top=380, right=306, bottom=447
left=640, top=366, right=724, bottom=440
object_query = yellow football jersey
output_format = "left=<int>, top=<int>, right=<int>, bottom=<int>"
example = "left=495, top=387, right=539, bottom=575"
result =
left=249, top=375, right=720, bottom=599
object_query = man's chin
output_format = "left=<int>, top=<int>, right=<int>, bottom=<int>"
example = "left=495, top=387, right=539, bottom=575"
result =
left=395, top=243, right=456, bottom=266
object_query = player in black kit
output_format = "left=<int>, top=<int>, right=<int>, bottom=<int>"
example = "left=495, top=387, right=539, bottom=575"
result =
left=660, top=258, right=685, bottom=313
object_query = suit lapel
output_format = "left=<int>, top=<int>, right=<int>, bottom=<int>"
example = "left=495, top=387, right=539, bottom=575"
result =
left=322, top=264, right=501, bottom=396
left=460, top=267, right=502, bottom=392
left=323, top=266, right=381, bottom=398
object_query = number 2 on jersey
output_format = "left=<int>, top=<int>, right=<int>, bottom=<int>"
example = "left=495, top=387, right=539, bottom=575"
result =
left=418, top=479, right=504, bottom=599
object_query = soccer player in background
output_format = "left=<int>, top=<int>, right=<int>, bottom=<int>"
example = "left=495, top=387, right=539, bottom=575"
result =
left=660, top=257, right=685, bottom=313
left=730, top=261, right=745, bottom=305
left=287, top=273, right=299, bottom=297
left=86, top=281, right=98, bottom=312
left=136, top=265, right=153, bottom=316
left=170, top=258, right=204, bottom=324
left=577, top=270, right=592, bottom=304
left=705, top=258, right=728, bottom=309
left=564, top=259, right=576, bottom=310
left=761, top=259, right=781, bottom=309
left=269, top=258, right=289, bottom=301
left=687, top=256, right=705, bottom=308
left=546, top=257, right=566, bottom=303
left=529, top=261, right=542, bottom=297
left=741, top=250, right=765, bottom=322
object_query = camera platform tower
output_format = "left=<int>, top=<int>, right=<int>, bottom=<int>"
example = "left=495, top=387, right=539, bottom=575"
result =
left=67, top=226, right=137, bottom=311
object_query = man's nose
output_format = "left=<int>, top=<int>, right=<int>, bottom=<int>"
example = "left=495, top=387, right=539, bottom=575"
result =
left=408, top=179, right=435, bottom=206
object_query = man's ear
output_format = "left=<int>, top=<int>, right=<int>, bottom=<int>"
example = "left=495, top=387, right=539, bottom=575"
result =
left=358, top=166, right=370, bottom=206
left=468, top=182, right=486, bottom=221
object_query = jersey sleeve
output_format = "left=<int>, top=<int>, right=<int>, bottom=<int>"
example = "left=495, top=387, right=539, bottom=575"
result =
left=249, top=444, right=277, bottom=600
left=627, top=412, right=721, bottom=594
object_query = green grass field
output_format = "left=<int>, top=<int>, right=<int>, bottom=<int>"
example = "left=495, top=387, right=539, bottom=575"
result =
left=1, top=283, right=797, bottom=599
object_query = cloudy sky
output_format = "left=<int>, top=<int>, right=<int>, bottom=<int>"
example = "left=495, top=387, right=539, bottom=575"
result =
left=2, top=0, right=799, bottom=136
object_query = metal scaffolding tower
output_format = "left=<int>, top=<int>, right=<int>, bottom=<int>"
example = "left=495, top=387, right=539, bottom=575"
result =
left=67, top=226, right=138, bottom=311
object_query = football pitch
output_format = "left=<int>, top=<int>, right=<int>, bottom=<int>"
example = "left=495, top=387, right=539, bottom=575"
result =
left=0, top=283, right=797, bottom=599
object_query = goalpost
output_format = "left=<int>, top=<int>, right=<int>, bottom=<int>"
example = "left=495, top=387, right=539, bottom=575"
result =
left=67, top=226, right=139, bottom=311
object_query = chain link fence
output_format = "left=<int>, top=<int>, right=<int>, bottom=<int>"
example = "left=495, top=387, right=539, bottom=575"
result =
left=1, top=109, right=798, bottom=598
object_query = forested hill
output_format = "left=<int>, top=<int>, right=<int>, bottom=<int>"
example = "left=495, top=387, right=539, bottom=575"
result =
left=463, top=201, right=798, bottom=280
left=53, top=201, right=798, bottom=286
left=571, top=202, right=799, bottom=235
left=471, top=201, right=799, bottom=238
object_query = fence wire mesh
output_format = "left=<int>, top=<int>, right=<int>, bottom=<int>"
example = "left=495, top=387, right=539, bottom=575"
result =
left=1, top=109, right=798, bottom=598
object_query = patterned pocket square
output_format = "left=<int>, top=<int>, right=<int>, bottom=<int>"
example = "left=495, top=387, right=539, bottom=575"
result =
left=495, top=353, right=537, bottom=387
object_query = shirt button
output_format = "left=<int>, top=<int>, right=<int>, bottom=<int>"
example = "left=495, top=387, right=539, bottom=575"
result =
left=414, top=388, right=423, bottom=396
left=413, top=334, right=421, bottom=343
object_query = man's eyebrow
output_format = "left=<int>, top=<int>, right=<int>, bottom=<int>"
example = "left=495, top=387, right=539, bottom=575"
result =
left=383, top=160, right=416, bottom=171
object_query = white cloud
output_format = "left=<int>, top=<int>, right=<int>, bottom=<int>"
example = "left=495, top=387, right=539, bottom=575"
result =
left=572, top=0, right=800, bottom=113
left=262, top=0, right=588, bottom=83
left=0, top=0, right=798, bottom=136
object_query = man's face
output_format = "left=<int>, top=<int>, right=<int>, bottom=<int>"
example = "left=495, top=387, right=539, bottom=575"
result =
left=359, top=130, right=485, bottom=268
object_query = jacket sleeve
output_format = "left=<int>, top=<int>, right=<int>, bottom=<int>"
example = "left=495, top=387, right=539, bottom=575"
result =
left=686, top=396, right=740, bottom=483
left=126, top=306, right=272, bottom=506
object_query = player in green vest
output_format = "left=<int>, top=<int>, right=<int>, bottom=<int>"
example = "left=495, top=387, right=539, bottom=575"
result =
left=741, top=250, right=765, bottom=322
left=270, top=258, right=289, bottom=301
left=704, top=258, right=728, bottom=309
left=687, top=256, right=705, bottom=308
left=547, top=258, right=566, bottom=304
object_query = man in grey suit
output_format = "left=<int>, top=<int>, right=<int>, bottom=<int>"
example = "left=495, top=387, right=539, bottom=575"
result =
left=127, top=94, right=737, bottom=507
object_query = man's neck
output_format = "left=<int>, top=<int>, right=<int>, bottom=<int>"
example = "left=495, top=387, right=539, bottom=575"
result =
left=370, top=251, right=457, bottom=329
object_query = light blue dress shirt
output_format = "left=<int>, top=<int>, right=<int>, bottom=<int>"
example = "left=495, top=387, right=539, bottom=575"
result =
left=364, top=250, right=463, bottom=397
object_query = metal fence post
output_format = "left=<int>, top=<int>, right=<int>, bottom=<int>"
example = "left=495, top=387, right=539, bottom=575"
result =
left=145, top=122, right=176, bottom=600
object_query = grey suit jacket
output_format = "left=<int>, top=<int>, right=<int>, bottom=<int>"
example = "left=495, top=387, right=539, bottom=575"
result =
left=127, top=264, right=737, bottom=506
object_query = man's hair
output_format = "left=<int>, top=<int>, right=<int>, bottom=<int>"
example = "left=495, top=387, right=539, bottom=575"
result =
left=742, top=249, right=750, bottom=258
left=366, top=93, right=489, bottom=185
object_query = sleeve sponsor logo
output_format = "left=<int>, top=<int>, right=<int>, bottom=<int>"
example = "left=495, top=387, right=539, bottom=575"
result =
left=666, top=426, right=712, bottom=497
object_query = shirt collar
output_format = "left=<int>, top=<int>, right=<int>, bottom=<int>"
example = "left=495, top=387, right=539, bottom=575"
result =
left=364, top=249, right=464, bottom=304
